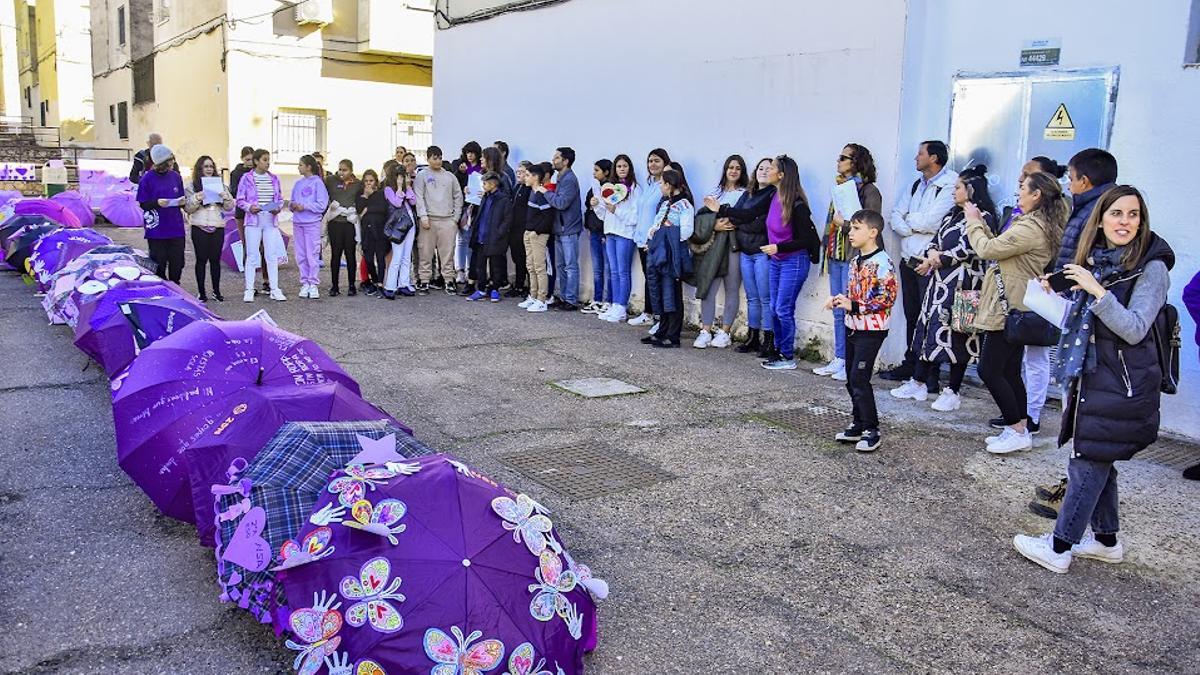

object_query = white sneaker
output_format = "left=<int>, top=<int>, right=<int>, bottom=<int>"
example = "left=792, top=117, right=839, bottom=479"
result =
left=598, top=302, right=611, bottom=314
left=518, top=296, right=535, bottom=309
left=600, top=304, right=626, bottom=323
left=309, top=285, right=320, bottom=299
left=648, top=322, right=659, bottom=335
left=889, top=379, right=928, bottom=401
left=813, top=358, right=845, bottom=376
left=931, top=388, right=962, bottom=412
left=693, top=330, right=713, bottom=349
left=986, top=427, right=1033, bottom=454
left=627, top=313, right=652, bottom=326
left=243, top=289, right=255, bottom=303
left=830, top=364, right=847, bottom=381
left=1013, top=533, right=1071, bottom=573
left=1072, top=533, right=1125, bottom=563
left=270, top=288, right=287, bottom=301
left=711, top=329, right=731, bottom=349
left=526, top=300, right=548, bottom=313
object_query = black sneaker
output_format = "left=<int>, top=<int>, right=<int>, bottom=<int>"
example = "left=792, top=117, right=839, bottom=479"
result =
left=650, top=339, right=680, bottom=348
left=1027, top=418, right=1041, bottom=435
left=856, top=429, right=882, bottom=453
left=557, top=302, right=579, bottom=312
left=364, top=285, right=379, bottom=297
left=445, top=281, right=458, bottom=295
left=329, top=287, right=341, bottom=297
left=879, top=365, right=913, bottom=382
left=503, top=287, right=525, bottom=298
left=347, top=285, right=357, bottom=297
left=212, top=291, right=224, bottom=302
left=458, top=284, right=474, bottom=297
left=991, top=417, right=1040, bottom=434
left=835, top=425, right=864, bottom=443
left=416, top=283, right=430, bottom=296
left=989, top=417, right=1006, bottom=429
left=261, top=280, right=271, bottom=293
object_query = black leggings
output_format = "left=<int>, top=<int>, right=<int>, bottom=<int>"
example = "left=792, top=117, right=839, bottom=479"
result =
left=191, top=226, right=222, bottom=294
left=148, top=237, right=185, bottom=283
left=508, top=223, right=528, bottom=290
left=328, top=220, right=357, bottom=291
left=978, top=330, right=1027, bottom=425
left=915, top=360, right=969, bottom=394
left=846, top=329, right=887, bottom=430
left=362, top=221, right=388, bottom=286
left=638, top=247, right=654, bottom=315
left=471, top=251, right=507, bottom=292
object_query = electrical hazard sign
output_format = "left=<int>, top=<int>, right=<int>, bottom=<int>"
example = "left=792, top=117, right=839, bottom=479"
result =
left=1044, top=103, right=1076, bottom=141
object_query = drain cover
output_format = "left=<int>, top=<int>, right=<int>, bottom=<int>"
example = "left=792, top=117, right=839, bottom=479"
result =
left=552, top=377, right=645, bottom=398
left=751, top=403, right=853, bottom=435
left=499, top=444, right=673, bottom=500
left=1137, top=436, right=1200, bottom=471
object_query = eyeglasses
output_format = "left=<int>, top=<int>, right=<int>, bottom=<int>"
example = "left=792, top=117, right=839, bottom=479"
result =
left=838, top=155, right=854, bottom=162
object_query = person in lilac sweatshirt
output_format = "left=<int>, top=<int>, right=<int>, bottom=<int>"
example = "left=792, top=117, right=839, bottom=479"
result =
left=1184, top=270, right=1200, bottom=481
left=134, top=144, right=187, bottom=283
left=236, top=149, right=286, bottom=302
left=289, top=154, right=330, bottom=299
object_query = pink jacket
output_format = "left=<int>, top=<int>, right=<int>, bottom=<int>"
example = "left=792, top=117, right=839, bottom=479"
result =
left=236, top=170, right=283, bottom=227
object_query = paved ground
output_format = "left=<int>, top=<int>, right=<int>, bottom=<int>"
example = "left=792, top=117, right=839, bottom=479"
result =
left=2, top=226, right=1198, bottom=674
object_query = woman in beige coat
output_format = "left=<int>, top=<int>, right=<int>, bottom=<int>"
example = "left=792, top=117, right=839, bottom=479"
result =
left=964, top=171, right=1067, bottom=453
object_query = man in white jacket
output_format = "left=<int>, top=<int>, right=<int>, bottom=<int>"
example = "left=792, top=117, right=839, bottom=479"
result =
left=882, top=140, right=957, bottom=382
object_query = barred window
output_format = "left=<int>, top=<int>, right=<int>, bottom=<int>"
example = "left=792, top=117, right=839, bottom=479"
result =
left=391, top=114, right=433, bottom=160
left=273, top=108, right=327, bottom=162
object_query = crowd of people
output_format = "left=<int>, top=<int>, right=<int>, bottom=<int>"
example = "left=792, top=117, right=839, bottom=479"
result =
left=127, top=133, right=1197, bottom=576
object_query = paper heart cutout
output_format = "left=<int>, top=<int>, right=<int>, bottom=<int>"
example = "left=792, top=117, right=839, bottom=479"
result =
left=601, top=182, right=628, bottom=205
left=113, top=266, right=141, bottom=280
left=76, top=280, right=108, bottom=295
left=221, top=506, right=272, bottom=571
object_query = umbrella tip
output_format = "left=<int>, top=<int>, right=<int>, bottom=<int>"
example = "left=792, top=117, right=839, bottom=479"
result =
left=256, top=367, right=264, bottom=386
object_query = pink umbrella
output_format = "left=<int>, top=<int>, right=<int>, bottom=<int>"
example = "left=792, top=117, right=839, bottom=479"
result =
left=14, top=198, right=82, bottom=228
left=51, top=191, right=96, bottom=228
left=99, top=192, right=144, bottom=228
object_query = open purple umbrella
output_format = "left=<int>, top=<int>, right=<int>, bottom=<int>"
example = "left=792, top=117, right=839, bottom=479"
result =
left=272, top=453, right=602, bottom=674
left=0, top=190, right=21, bottom=207
left=185, top=384, right=409, bottom=548
left=111, top=320, right=363, bottom=523
left=222, top=223, right=291, bottom=271
left=99, top=192, right=143, bottom=228
left=43, top=255, right=157, bottom=326
left=28, top=228, right=113, bottom=291
left=14, top=198, right=81, bottom=228
left=51, top=190, right=96, bottom=228
left=5, top=223, right=60, bottom=273
left=73, top=280, right=215, bottom=377
left=212, top=422, right=432, bottom=625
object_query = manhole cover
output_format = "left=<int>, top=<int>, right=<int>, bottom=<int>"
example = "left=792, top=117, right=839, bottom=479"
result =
left=751, top=403, right=853, bottom=436
left=1136, top=436, right=1200, bottom=471
left=552, top=377, right=645, bottom=398
left=499, top=444, right=673, bottom=500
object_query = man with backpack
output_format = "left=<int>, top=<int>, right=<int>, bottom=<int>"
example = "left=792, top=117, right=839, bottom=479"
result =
left=882, top=140, right=957, bottom=381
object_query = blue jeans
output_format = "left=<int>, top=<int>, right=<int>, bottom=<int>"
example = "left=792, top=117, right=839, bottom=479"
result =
left=827, top=259, right=850, bottom=359
left=1054, top=457, right=1120, bottom=544
left=740, top=252, right=771, bottom=330
left=554, top=232, right=580, bottom=305
left=589, top=230, right=611, bottom=304
left=455, top=226, right=471, bottom=274
left=606, top=234, right=636, bottom=307
left=768, top=254, right=811, bottom=359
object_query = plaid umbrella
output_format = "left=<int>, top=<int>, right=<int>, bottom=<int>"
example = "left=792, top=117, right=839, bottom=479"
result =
left=213, top=421, right=434, bottom=625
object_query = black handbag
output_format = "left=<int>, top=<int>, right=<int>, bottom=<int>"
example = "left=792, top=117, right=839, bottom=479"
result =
left=995, top=270, right=1058, bottom=347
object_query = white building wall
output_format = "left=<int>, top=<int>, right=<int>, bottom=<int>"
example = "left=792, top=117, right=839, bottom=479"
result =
left=898, top=0, right=1200, bottom=437
left=434, top=0, right=910, bottom=354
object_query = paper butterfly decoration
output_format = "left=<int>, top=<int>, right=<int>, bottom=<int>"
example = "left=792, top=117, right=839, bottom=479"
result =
left=341, top=557, right=405, bottom=634
left=327, top=464, right=399, bottom=507
left=322, top=653, right=387, bottom=675
left=491, top=494, right=554, bottom=556
left=424, top=625, right=505, bottom=675
left=273, top=526, right=335, bottom=571
left=505, top=642, right=553, bottom=675
left=285, top=591, right=344, bottom=675
left=600, top=182, right=629, bottom=206
left=220, top=506, right=271, bottom=572
left=342, top=498, right=407, bottom=545
left=528, top=550, right=582, bottom=639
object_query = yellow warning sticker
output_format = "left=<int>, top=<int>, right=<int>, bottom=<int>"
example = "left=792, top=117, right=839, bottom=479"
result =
left=1044, top=103, right=1076, bottom=141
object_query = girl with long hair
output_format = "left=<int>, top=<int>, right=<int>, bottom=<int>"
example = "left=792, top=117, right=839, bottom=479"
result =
left=235, top=149, right=287, bottom=302
left=583, top=159, right=614, bottom=315
left=183, top=154, right=234, bottom=302
left=289, top=154, right=329, bottom=298
left=381, top=162, right=420, bottom=298
left=629, top=147, right=672, bottom=327
left=714, top=158, right=775, bottom=356
left=357, top=169, right=390, bottom=296
left=597, top=154, right=641, bottom=323
left=694, top=154, right=749, bottom=349
left=641, top=168, right=695, bottom=347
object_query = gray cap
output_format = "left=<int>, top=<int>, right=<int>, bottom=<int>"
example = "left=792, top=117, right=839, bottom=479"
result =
left=149, top=143, right=174, bottom=166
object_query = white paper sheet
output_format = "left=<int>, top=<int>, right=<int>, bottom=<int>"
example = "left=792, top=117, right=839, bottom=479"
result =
left=201, top=176, right=224, bottom=205
left=465, top=172, right=483, bottom=205
left=832, top=180, right=863, bottom=220
left=1024, top=278, right=1071, bottom=328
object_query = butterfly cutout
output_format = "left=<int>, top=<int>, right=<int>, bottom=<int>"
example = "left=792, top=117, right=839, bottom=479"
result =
left=341, top=557, right=405, bottom=634
left=505, top=642, right=553, bottom=675
left=273, top=526, right=335, bottom=571
left=220, top=506, right=271, bottom=572
left=341, top=498, right=407, bottom=545
left=528, top=550, right=582, bottom=639
left=285, top=591, right=343, bottom=675
left=322, top=652, right=387, bottom=675
left=327, top=464, right=399, bottom=507
left=491, top=494, right=554, bottom=556
left=424, top=625, right=505, bottom=675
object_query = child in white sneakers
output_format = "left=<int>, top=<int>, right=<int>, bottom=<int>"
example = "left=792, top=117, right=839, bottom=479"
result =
left=519, top=163, right=555, bottom=313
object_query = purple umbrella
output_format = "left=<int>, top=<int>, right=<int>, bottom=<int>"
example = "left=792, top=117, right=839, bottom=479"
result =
left=14, top=198, right=82, bottom=228
left=110, top=320, right=363, bottom=523
left=0, top=190, right=21, bottom=207
left=221, top=223, right=292, bottom=271
left=184, top=384, right=409, bottom=548
left=5, top=223, right=60, bottom=273
left=273, top=454, right=603, bottom=674
left=73, top=280, right=215, bottom=377
left=28, top=228, right=112, bottom=290
left=43, top=255, right=157, bottom=326
left=51, top=190, right=96, bottom=228
left=99, top=192, right=144, bottom=228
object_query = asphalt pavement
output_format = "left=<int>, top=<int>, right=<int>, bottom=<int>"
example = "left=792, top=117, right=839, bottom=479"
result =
left=2, top=226, right=1197, bottom=674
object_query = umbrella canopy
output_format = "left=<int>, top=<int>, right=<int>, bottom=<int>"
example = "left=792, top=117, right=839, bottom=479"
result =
left=273, top=454, right=602, bottom=674
left=42, top=254, right=157, bottom=326
left=5, top=224, right=60, bottom=272
left=72, top=280, right=216, bottom=377
left=28, top=228, right=113, bottom=291
left=222, top=223, right=291, bottom=271
left=14, top=197, right=82, bottom=228
left=212, top=423, right=433, bottom=625
left=0, top=190, right=21, bottom=208
left=99, top=192, right=144, bottom=228
left=185, top=385, right=410, bottom=548
left=111, top=320, right=364, bottom=523
left=51, top=190, right=97, bottom=228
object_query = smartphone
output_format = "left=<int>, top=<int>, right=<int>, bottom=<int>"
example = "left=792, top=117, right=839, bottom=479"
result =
left=1047, top=269, right=1074, bottom=293
left=904, top=255, right=924, bottom=269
